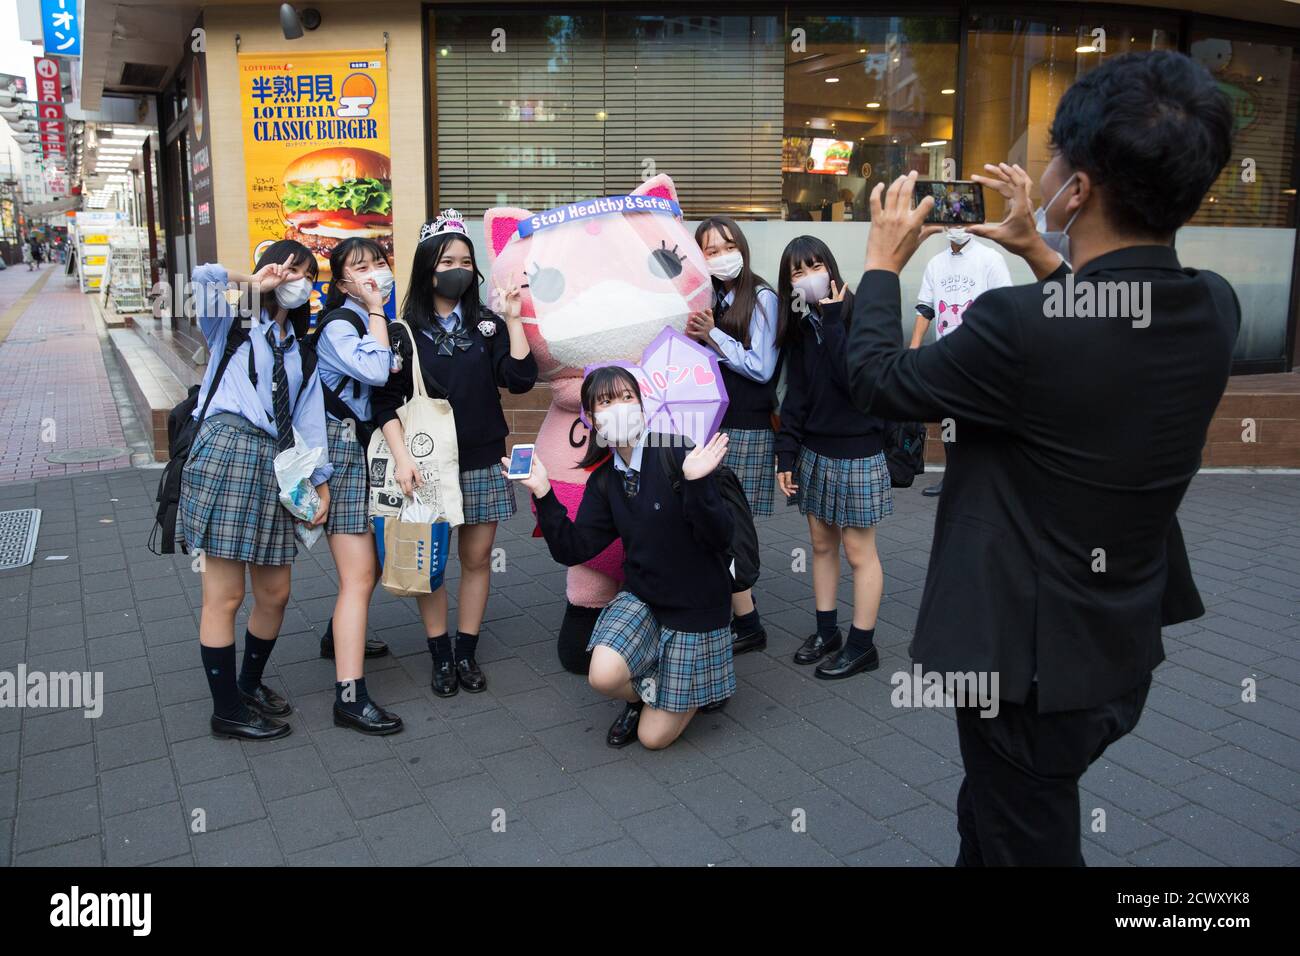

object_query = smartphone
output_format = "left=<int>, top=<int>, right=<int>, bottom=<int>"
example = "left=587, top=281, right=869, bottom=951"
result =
left=506, top=444, right=535, bottom=480
left=914, top=180, right=985, bottom=224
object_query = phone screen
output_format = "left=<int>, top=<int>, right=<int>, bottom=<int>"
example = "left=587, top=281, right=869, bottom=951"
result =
left=507, top=445, right=534, bottom=478
left=914, top=180, right=985, bottom=224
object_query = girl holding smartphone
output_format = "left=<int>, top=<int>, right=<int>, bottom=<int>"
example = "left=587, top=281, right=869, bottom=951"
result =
left=372, top=212, right=536, bottom=698
left=774, top=236, right=892, bottom=680
left=509, top=366, right=734, bottom=750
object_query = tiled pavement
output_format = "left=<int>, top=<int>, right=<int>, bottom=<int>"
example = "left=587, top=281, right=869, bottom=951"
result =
left=0, top=466, right=1296, bottom=867
left=0, top=265, right=133, bottom=483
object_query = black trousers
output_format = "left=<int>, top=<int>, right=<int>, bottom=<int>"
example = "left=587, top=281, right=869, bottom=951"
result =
left=954, top=675, right=1152, bottom=866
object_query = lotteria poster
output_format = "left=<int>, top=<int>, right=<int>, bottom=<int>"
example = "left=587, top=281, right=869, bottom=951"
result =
left=237, top=49, right=394, bottom=315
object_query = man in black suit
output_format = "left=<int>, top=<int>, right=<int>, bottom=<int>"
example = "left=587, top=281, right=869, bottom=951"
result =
left=846, top=51, right=1238, bottom=865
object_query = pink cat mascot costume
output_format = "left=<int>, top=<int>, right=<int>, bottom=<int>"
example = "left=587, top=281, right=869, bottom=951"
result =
left=484, top=175, right=713, bottom=672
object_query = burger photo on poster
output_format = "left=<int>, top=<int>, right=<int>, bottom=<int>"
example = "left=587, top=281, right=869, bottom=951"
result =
left=280, top=146, right=394, bottom=275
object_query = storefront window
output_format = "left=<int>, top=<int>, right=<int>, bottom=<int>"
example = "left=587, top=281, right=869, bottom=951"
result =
left=433, top=10, right=781, bottom=218
left=783, top=13, right=959, bottom=222
left=963, top=10, right=1178, bottom=219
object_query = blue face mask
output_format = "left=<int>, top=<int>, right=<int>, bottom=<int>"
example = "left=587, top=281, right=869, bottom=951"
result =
left=1034, top=173, right=1080, bottom=266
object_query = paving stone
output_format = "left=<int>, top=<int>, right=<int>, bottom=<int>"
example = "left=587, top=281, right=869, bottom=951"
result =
left=481, top=746, right=574, bottom=804
left=523, top=788, right=625, bottom=855
left=728, top=821, right=842, bottom=866
left=20, top=742, right=97, bottom=800
left=192, top=818, right=283, bottom=866
left=103, top=801, right=190, bottom=865
left=99, top=756, right=178, bottom=817
left=96, top=718, right=169, bottom=770
left=14, top=834, right=102, bottom=866
left=459, top=818, right=561, bottom=866
left=267, top=788, right=359, bottom=855
left=248, top=743, right=333, bottom=802
left=671, top=772, right=780, bottom=838
left=816, top=757, right=929, bottom=820
left=621, top=805, right=736, bottom=866
left=564, top=837, right=655, bottom=867
left=334, top=757, right=424, bottom=819
left=1148, top=804, right=1298, bottom=866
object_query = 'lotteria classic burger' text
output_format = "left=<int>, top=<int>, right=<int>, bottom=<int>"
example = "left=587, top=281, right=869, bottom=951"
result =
left=281, top=147, right=393, bottom=273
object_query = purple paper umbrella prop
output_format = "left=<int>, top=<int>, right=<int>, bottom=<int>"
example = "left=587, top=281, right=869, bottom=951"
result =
left=583, top=327, right=729, bottom=449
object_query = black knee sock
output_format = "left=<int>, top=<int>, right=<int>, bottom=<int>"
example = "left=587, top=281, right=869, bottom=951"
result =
left=237, top=630, right=276, bottom=694
left=557, top=603, right=599, bottom=675
left=335, top=677, right=371, bottom=715
left=733, top=608, right=762, bottom=638
left=455, top=631, right=479, bottom=664
left=846, top=625, right=875, bottom=654
left=427, top=634, right=453, bottom=666
left=816, top=608, right=838, bottom=640
left=201, top=644, right=246, bottom=720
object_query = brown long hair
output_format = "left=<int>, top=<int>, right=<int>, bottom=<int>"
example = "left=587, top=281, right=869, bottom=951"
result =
left=694, top=216, right=772, bottom=348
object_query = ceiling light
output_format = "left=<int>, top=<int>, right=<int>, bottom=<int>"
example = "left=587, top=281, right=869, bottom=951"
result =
left=866, top=102, right=881, bottom=108
left=920, top=140, right=948, bottom=147
left=941, top=88, right=955, bottom=95
left=858, top=48, right=867, bottom=54
left=1076, top=44, right=1097, bottom=53
left=824, top=77, right=839, bottom=83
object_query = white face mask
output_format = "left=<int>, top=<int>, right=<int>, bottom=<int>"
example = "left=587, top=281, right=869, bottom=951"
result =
left=274, top=276, right=312, bottom=309
left=1035, top=173, right=1080, bottom=265
left=593, top=402, right=646, bottom=448
left=946, top=227, right=972, bottom=247
left=369, top=266, right=396, bottom=301
left=792, top=269, right=830, bottom=307
left=706, top=250, right=744, bottom=281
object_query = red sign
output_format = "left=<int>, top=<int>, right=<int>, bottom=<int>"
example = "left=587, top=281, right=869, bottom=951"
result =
left=34, top=57, right=67, bottom=160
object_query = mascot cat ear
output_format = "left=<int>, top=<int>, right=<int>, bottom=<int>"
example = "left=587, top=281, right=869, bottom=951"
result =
left=631, top=173, right=680, bottom=205
left=483, top=207, right=534, bottom=264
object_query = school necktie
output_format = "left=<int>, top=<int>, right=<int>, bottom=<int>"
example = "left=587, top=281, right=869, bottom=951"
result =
left=430, top=315, right=473, bottom=356
left=622, top=467, right=639, bottom=499
left=268, top=330, right=294, bottom=452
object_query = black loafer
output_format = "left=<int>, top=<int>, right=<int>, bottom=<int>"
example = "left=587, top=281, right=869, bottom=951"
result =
left=732, top=628, right=767, bottom=655
left=320, top=635, right=390, bottom=660
left=794, top=630, right=843, bottom=666
left=700, top=697, right=729, bottom=713
left=239, top=682, right=292, bottom=717
left=211, top=709, right=292, bottom=741
left=334, top=700, right=404, bottom=736
left=456, top=658, right=487, bottom=694
left=606, top=701, right=644, bottom=747
left=814, top=644, right=880, bottom=680
left=431, top=660, right=459, bottom=698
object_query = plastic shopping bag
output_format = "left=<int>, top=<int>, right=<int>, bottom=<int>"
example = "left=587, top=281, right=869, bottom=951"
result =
left=274, top=428, right=326, bottom=550
left=373, top=496, right=451, bottom=596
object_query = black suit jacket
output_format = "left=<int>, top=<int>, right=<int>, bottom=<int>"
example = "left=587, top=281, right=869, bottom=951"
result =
left=848, top=245, right=1239, bottom=712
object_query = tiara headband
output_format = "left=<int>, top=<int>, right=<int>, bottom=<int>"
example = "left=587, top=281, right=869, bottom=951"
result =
left=420, top=208, right=468, bottom=244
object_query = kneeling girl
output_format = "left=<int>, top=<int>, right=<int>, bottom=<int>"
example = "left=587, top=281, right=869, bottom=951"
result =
left=508, top=367, right=734, bottom=750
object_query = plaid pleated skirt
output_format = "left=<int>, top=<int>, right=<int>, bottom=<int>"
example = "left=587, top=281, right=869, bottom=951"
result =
left=792, top=448, right=894, bottom=529
left=179, top=413, right=297, bottom=566
left=325, top=418, right=369, bottom=535
left=720, top=427, right=775, bottom=516
left=460, top=463, right=517, bottom=525
left=587, top=591, right=735, bottom=713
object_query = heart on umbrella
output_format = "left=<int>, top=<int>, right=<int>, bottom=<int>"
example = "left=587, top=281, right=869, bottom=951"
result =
left=692, top=365, right=716, bottom=387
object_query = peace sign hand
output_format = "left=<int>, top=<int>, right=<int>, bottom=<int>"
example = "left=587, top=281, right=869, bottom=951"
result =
left=494, top=278, right=523, bottom=323
left=681, top=433, right=730, bottom=482
left=820, top=279, right=847, bottom=305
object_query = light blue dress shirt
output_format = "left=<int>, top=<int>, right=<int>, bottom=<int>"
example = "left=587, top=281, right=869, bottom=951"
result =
left=609, top=433, right=646, bottom=476
left=314, top=296, right=393, bottom=423
left=707, top=286, right=780, bottom=384
left=191, top=263, right=332, bottom=486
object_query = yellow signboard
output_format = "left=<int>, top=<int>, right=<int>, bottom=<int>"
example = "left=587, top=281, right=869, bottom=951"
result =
left=238, top=50, right=394, bottom=292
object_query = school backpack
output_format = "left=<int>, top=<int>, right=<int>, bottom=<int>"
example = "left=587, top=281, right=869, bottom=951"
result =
left=883, top=420, right=927, bottom=488
left=302, top=307, right=375, bottom=455
left=147, top=325, right=319, bottom=555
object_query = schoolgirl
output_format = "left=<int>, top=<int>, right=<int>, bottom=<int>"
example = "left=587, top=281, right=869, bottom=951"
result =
left=774, top=236, right=893, bottom=680
left=182, top=241, right=331, bottom=740
left=510, top=366, right=735, bottom=749
left=372, top=210, right=537, bottom=698
left=689, top=216, right=780, bottom=660
left=310, top=237, right=403, bottom=735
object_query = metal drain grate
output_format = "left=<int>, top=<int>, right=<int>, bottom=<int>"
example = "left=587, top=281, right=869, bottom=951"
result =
left=0, top=509, right=42, bottom=571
